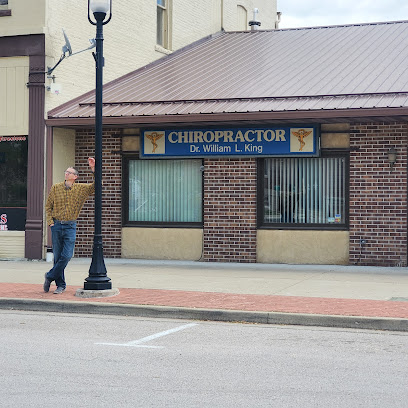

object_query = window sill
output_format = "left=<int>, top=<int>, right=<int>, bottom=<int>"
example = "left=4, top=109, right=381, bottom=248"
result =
left=123, top=222, right=203, bottom=228
left=155, top=44, right=172, bottom=55
left=0, top=9, right=11, bottom=16
left=258, top=224, right=348, bottom=231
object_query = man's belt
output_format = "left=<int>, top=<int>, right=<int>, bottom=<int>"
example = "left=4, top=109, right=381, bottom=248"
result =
left=53, top=219, right=76, bottom=225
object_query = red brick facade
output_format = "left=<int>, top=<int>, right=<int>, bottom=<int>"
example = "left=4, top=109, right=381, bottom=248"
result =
left=74, top=128, right=122, bottom=258
left=71, top=123, right=408, bottom=266
left=202, top=158, right=257, bottom=262
left=349, top=123, right=408, bottom=266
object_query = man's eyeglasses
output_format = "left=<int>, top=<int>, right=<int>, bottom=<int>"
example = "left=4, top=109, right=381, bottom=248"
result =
left=65, top=170, right=76, bottom=175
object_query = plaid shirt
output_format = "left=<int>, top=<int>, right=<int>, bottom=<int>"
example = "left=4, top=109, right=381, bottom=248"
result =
left=45, top=179, right=95, bottom=226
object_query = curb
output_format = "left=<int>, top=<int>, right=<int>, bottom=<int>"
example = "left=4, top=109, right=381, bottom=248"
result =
left=1, top=298, right=408, bottom=332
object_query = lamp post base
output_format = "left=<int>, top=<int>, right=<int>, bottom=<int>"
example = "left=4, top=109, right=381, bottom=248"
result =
left=75, top=287, right=119, bottom=298
left=83, top=281, right=113, bottom=290
left=84, top=234, right=112, bottom=290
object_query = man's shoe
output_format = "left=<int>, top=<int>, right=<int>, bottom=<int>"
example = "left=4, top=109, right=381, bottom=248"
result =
left=43, top=273, right=51, bottom=293
left=53, top=287, right=66, bottom=294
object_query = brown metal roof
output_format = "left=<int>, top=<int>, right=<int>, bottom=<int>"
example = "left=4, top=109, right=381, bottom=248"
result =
left=48, top=20, right=408, bottom=123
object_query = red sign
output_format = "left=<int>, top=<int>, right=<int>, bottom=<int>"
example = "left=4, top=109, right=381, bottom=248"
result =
left=0, top=214, right=7, bottom=231
left=0, top=136, right=27, bottom=142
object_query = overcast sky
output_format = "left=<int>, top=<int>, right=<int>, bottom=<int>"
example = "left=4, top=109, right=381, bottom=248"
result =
left=278, top=0, right=408, bottom=28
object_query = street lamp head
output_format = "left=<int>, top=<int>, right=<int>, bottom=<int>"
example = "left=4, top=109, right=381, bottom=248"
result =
left=88, top=0, right=112, bottom=25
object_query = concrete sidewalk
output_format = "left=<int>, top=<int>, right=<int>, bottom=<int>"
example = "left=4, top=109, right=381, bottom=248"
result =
left=1, top=258, right=408, bottom=331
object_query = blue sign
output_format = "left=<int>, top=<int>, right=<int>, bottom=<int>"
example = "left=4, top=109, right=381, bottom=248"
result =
left=141, top=126, right=320, bottom=158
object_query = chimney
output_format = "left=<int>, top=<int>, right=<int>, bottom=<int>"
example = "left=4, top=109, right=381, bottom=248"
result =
left=248, top=8, right=261, bottom=31
left=275, top=11, right=282, bottom=29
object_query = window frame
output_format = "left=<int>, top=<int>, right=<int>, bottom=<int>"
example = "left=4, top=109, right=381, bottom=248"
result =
left=0, top=0, right=11, bottom=17
left=156, top=0, right=171, bottom=49
left=0, top=135, right=28, bottom=231
left=257, top=149, right=350, bottom=230
left=122, top=155, right=204, bottom=228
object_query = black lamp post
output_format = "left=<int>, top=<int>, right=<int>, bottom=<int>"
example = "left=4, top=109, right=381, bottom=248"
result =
left=84, top=0, right=112, bottom=290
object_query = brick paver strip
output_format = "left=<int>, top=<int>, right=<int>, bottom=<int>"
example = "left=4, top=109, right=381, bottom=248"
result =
left=1, top=283, right=408, bottom=318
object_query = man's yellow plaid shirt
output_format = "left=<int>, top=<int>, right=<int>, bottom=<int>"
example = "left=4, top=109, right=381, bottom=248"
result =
left=45, top=181, right=95, bottom=226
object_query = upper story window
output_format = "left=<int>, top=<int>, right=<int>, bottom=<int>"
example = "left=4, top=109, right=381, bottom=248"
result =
left=0, top=0, right=11, bottom=17
left=157, top=0, right=171, bottom=49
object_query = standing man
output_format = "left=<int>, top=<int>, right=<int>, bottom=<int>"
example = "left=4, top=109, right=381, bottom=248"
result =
left=44, top=157, right=95, bottom=294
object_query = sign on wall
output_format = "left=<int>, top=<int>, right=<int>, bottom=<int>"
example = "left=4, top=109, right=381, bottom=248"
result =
left=141, top=126, right=320, bottom=158
left=0, top=208, right=26, bottom=231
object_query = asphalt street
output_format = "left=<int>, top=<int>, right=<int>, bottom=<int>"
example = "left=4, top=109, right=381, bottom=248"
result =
left=1, top=310, right=408, bottom=407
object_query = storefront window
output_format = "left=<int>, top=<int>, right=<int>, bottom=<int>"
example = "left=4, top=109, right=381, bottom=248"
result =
left=126, top=159, right=202, bottom=225
left=260, top=154, right=348, bottom=227
left=0, top=136, right=27, bottom=230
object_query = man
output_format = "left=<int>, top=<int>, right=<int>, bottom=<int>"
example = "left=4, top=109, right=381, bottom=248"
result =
left=44, top=157, right=95, bottom=294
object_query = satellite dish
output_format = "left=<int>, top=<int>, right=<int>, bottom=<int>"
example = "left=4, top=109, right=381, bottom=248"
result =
left=62, top=29, right=73, bottom=56
left=30, top=28, right=96, bottom=76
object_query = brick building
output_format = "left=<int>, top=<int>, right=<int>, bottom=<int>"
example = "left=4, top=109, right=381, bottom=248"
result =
left=48, top=21, right=408, bottom=266
left=0, top=0, right=278, bottom=259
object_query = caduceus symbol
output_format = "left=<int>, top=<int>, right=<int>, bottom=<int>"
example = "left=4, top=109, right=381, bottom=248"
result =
left=145, top=132, right=163, bottom=153
left=292, top=129, right=312, bottom=151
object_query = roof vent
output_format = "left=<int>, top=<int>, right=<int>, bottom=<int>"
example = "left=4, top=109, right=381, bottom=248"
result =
left=275, top=11, right=281, bottom=29
left=249, top=8, right=261, bottom=31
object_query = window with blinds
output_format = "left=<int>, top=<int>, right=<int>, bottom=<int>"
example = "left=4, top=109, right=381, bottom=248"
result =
left=261, top=155, right=347, bottom=227
left=127, top=159, right=202, bottom=224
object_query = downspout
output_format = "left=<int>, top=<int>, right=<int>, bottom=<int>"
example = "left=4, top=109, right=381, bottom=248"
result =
left=45, top=126, right=53, bottom=253
left=220, top=0, right=224, bottom=30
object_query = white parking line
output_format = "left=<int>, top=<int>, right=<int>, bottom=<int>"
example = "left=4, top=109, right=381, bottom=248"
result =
left=96, top=323, right=198, bottom=348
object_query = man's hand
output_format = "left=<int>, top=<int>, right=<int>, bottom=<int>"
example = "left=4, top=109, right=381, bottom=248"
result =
left=88, top=157, right=95, bottom=172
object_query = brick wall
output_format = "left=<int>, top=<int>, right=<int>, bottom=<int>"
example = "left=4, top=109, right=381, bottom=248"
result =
left=74, top=128, right=122, bottom=258
left=349, top=122, right=407, bottom=266
left=203, top=158, right=257, bottom=262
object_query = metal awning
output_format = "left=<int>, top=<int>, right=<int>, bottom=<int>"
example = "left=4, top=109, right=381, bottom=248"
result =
left=48, top=21, right=408, bottom=125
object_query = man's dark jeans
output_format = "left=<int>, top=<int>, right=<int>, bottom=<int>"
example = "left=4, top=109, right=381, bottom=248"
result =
left=46, top=221, right=76, bottom=289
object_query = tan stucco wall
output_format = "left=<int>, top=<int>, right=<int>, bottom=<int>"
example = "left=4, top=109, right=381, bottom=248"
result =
left=0, top=231, right=25, bottom=259
left=52, top=128, right=75, bottom=184
left=122, top=228, right=203, bottom=260
left=257, top=230, right=349, bottom=265
left=122, top=135, right=140, bottom=151
left=0, top=57, right=29, bottom=136
left=321, top=123, right=350, bottom=149
left=0, top=0, right=46, bottom=37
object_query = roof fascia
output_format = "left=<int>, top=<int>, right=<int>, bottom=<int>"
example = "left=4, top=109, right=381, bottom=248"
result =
left=45, top=107, right=408, bottom=128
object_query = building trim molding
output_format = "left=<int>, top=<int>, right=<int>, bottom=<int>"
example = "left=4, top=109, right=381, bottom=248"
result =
left=1, top=35, right=46, bottom=259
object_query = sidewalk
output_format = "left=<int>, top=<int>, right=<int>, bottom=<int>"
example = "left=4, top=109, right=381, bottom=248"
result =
left=1, top=258, right=408, bottom=331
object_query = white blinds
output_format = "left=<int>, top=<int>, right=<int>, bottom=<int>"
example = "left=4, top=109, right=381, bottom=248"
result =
left=129, top=159, right=202, bottom=223
left=264, top=157, right=346, bottom=224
